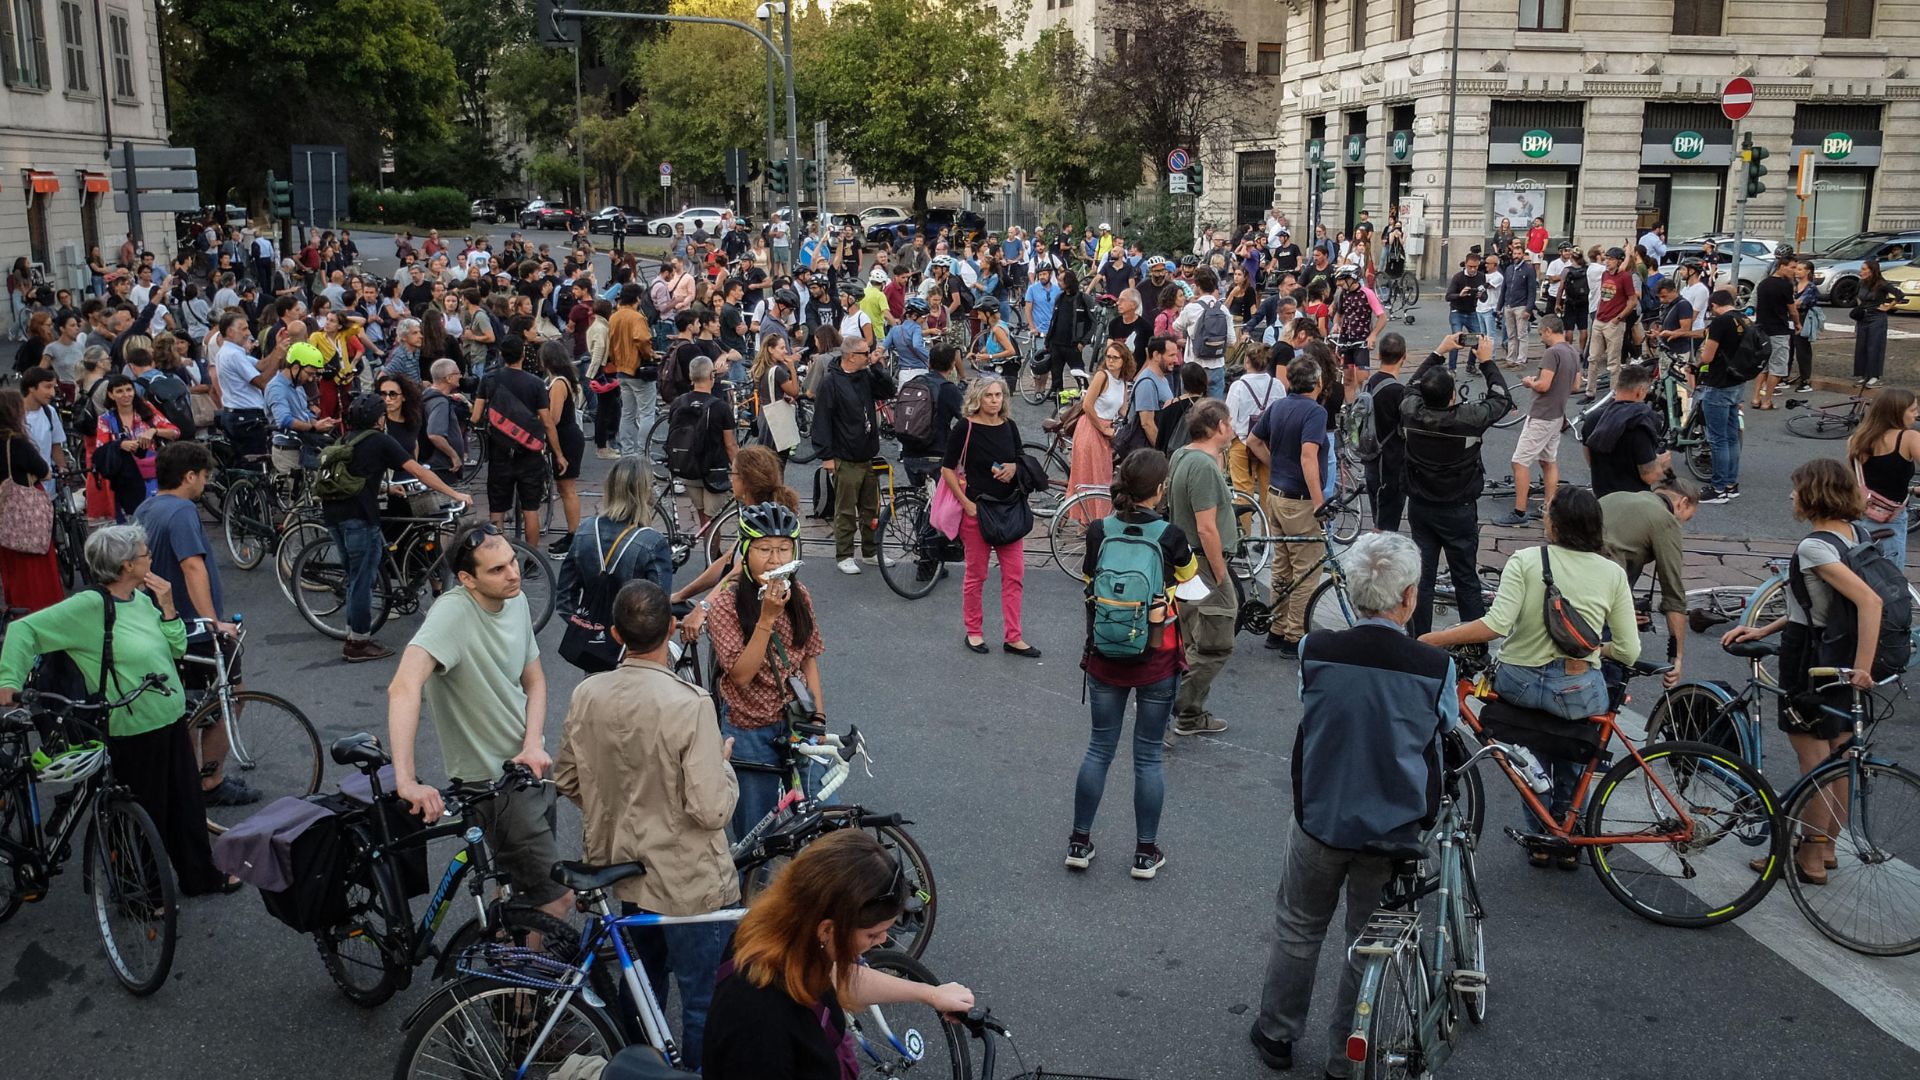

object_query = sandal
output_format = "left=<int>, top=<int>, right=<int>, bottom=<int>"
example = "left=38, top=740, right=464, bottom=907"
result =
left=1554, top=850, right=1580, bottom=871
left=1752, top=833, right=1837, bottom=875
left=1526, top=845, right=1552, bottom=869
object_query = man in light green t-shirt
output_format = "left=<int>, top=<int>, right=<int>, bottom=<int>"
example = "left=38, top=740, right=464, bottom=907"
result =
left=388, top=523, right=568, bottom=914
left=1166, top=400, right=1241, bottom=742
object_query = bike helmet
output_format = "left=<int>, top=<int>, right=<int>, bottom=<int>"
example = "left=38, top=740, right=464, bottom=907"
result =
left=971, top=293, right=1000, bottom=312
left=1178, top=254, right=1199, bottom=268
left=773, top=287, right=800, bottom=308
left=32, top=739, right=107, bottom=784
left=287, top=342, right=327, bottom=369
left=736, top=501, right=801, bottom=556
left=1145, top=256, right=1168, bottom=271
left=904, top=296, right=931, bottom=316
left=868, top=267, right=889, bottom=285
left=838, top=281, right=864, bottom=298
left=930, top=255, right=953, bottom=270
left=1334, top=264, right=1359, bottom=280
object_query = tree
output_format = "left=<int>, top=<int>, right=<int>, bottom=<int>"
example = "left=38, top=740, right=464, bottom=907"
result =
left=527, top=151, right=586, bottom=199
left=629, top=0, right=795, bottom=193
left=999, top=29, right=1143, bottom=220
left=579, top=108, right=653, bottom=203
left=799, top=0, right=1008, bottom=217
left=1087, top=0, right=1265, bottom=184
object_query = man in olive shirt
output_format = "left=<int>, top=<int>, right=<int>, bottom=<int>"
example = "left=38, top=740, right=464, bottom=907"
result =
left=1600, top=478, right=1699, bottom=688
left=1166, top=400, right=1239, bottom=743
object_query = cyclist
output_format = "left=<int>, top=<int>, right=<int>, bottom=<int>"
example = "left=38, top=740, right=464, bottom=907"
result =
left=0, top=524, right=239, bottom=895
left=674, top=446, right=802, bottom=637
left=1601, top=476, right=1700, bottom=688
left=881, top=295, right=931, bottom=374
left=703, top=831, right=973, bottom=1079
left=1327, top=264, right=1384, bottom=393
left=970, top=294, right=1017, bottom=382
left=266, top=342, right=337, bottom=474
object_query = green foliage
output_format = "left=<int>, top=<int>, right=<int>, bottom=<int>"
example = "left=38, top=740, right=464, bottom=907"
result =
left=799, top=0, right=1008, bottom=214
left=1086, top=0, right=1265, bottom=180
left=1124, top=190, right=1195, bottom=261
left=628, top=0, right=784, bottom=191
left=999, top=29, right=1143, bottom=219
left=411, top=187, right=474, bottom=228
left=490, top=42, right=581, bottom=150
left=528, top=151, right=586, bottom=199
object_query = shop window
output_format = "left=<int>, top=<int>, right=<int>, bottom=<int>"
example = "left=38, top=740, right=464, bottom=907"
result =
left=1519, top=0, right=1568, bottom=31
left=1257, top=43, right=1284, bottom=76
left=1672, top=0, right=1722, bottom=35
left=1826, top=0, right=1872, bottom=37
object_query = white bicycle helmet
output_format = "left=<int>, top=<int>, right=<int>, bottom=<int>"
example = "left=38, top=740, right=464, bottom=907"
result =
left=868, top=266, right=889, bottom=285
left=33, top=740, right=107, bottom=784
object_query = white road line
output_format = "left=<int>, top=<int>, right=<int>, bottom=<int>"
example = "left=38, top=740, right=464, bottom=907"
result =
left=1814, top=321, right=1920, bottom=341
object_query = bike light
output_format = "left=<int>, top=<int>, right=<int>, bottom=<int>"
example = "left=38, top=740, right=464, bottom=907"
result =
left=1347, top=1033, right=1368, bottom=1062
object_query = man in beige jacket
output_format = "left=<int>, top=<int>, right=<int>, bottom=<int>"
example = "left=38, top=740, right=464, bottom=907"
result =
left=554, top=579, right=737, bottom=1071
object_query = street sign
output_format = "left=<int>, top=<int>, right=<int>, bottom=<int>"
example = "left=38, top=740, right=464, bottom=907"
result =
left=108, top=145, right=195, bottom=169
left=724, top=148, right=748, bottom=188
left=1721, top=77, right=1754, bottom=121
left=1796, top=148, right=1817, bottom=198
left=1170, top=172, right=1189, bottom=195
left=833, top=177, right=856, bottom=185
left=111, top=168, right=198, bottom=190
left=292, top=144, right=350, bottom=230
left=660, top=173, right=672, bottom=187
left=1168, top=148, right=1190, bottom=173
left=659, top=161, right=672, bottom=177
left=113, top=192, right=201, bottom=214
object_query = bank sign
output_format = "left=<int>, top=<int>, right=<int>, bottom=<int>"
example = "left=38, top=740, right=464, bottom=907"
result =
left=1640, top=127, right=1734, bottom=167
left=1488, top=127, right=1584, bottom=165
left=1790, top=128, right=1883, bottom=167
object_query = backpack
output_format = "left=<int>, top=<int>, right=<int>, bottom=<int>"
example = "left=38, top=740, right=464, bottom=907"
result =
left=657, top=341, right=698, bottom=405
left=141, top=371, right=196, bottom=441
left=1342, top=373, right=1389, bottom=462
left=893, top=375, right=937, bottom=452
left=310, top=431, right=375, bottom=502
left=1790, top=530, right=1913, bottom=679
left=483, top=375, right=548, bottom=454
left=665, top=394, right=717, bottom=481
left=1719, top=314, right=1769, bottom=384
left=1088, top=516, right=1171, bottom=659
left=1193, top=300, right=1230, bottom=362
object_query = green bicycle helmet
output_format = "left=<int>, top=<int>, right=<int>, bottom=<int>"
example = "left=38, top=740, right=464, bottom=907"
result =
left=32, top=740, right=107, bottom=784
left=736, top=501, right=801, bottom=558
left=287, top=341, right=327, bottom=369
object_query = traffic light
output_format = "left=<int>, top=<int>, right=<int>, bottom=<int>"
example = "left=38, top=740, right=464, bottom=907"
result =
left=267, top=171, right=293, bottom=220
left=769, top=160, right=789, bottom=195
left=1186, top=161, right=1204, bottom=197
left=1316, top=158, right=1336, bottom=193
left=1743, top=136, right=1771, bottom=200
left=803, top=161, right=820, bottom=192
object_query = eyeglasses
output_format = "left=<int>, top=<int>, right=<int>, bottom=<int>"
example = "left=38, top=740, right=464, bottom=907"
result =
left=379, top=390, right=402, bottom=398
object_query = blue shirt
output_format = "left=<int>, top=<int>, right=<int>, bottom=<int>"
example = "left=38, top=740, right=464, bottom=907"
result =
left=266, top=372, right=315, bottom=433
left=882, top=320, right=929, bottom=369
left=1250, top=395, right=1328, bottom=496
left=134, top=492, right=223, bottom=624
left=1023, top=281, right=1061, bottom=335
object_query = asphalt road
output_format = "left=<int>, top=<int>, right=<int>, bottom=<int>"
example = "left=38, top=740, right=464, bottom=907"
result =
left=5, top=236, right=1920, bottom=1079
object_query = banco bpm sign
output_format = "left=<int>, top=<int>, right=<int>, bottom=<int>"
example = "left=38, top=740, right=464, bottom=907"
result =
left=1670, top=131, right=1706, bottom=159
left=1521, top=130, right=1555, bottom=157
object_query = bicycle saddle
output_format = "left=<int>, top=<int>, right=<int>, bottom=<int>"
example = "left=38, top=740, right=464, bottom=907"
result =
left=549, top=859, right=647, bottom=892
left=1724, top=639, right=1780, bottom=660
left=330, top=733, right=390, bottom=770
left=603, top=1048, right=684, bottom=1080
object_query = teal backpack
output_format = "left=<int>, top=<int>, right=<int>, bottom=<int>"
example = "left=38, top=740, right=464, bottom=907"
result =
left=1089, top=516, right=1170, bottom=658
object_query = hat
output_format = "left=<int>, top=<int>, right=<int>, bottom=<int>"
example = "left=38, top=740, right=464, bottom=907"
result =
left=1278, top=228, right=1290, bottom=236
left=287, top=342, right=326, bottom=369
left=1605, top=246, right=1627, bottom=260
left=868, top=267, right=888, bottom=285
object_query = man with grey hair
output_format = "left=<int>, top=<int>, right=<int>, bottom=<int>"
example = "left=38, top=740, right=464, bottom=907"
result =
left=1250, top=530, right=1460, bottom=1075
left=665, top=354, right=738, bottom=526
left=420, top=358, right=469, bottom=481
left=383, top=318, right=425, bottom=381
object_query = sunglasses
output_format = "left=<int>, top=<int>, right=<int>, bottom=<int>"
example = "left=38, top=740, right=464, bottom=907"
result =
left=459, top=523, right=503, bottom=553
left=379, top=390, right=402, bottom=398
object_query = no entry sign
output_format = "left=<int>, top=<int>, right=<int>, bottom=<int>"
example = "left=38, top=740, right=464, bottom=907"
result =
left=1721, top=78, right=1754, bottom=121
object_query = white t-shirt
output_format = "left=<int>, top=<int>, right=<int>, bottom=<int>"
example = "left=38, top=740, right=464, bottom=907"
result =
left=213, top=287, right=241, bottom=312
left=25, top=403, right=63, bottom=494
left=1225, top=371, right=1283, bottom=440
left=769, top=221, right=789, bottom=246
left=214, top=341, right=266, bottom=410
left=131, top=284, right=152, bottom=307
left=1587, top=263, right=1605, bottom=314
left=1173, top=295, right=1237, bottom=367
left=838, top=309, right=872, bottom=344
left=1477, top=270, right=1504, bottom=315
left=1682, top=281, right=1711, bottom=332
left=1545, top=258, right=1568, bottom=299
left=467, top=249, right=493, bottom=274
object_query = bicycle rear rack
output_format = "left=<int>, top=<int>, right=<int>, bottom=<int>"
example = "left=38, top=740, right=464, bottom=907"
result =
left=1349, top=910, right=1419, bottom=957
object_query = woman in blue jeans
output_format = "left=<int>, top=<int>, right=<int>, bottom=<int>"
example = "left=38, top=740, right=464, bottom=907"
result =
left=1068, top=449, right=1199, bottom=881
left=1420, top=487, right=1640, bottom=867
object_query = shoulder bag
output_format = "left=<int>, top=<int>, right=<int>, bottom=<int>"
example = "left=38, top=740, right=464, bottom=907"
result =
left=0, top=440, right=52, bottom=555
left=929, top=421, right=971, bottom=539
left=759, top=365, right=801, bottom=453
left=1855, top=458, right=1906, bottom=525
left=1539, top=545, right=1603, bottom=659
left=557, top=522, right=644, bottom=673
left=1110, top=376, right=1154, bottom=464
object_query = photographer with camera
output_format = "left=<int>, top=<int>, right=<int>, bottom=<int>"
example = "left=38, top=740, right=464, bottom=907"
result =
left=1443, top=250, right=1488, bottom=370
left=1401, top=332, right=1510, bottom=635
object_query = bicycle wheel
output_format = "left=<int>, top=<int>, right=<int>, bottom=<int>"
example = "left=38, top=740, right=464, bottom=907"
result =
left=194, top=691, right=323, bottom=830
left=1049, top=490, right=1112, bottom=579
left=643, top=413, right=672, bottom=477
left=1683, top=439, right=1714, bottom=483
left=870, top=822, right=937, bottom=959
left=852, top=950, right=969, bottom=1080
left=1583, top=740, right=1784, bottom=928
left=436, top=906, right=583, bottom=983
left=1448, top=839, right=1488, bottom=1025
left=0, top=778, right=31, bottom=923
left=1352, top=945, right=1427, bottom=1080
left=1787, top=405, right=1856, bottom=440
left=790, top=398, right=819, bottom=464
left=703, top=501, right=742, bottom=565
left=316, top=868, right=406, bottom=1006
left=1644, top=684, right=1744, bottom=759
left=1489, top=382, right=1527, bottom=430
left=393, top=975, right=623, bottom=1080
left=507, top=539, right=556, bottom=633
left=877, top=497, right=942, bottom=601
left=88, top=795, right=177, bottom=996
left=1396, top=273, right=1420, bottom=310
left=1304, top=576, right=1355, bottom=636
left=1740, top=578, right=1788, bottom=686
left=292, top=534, right=394, bottom=640
left=222, top=476, right=271, bottom=570
left=275, top=517, right=332, bottom=607
left=1779, top=759, right=1920, bottom=956
left=1231, top=488, right=1272, bottom=580
left=651, top=493, right=693, bottom=569
left=1021, top=441, right=1068, bottom=520
left=1328, top=491, right=1365, bottom=546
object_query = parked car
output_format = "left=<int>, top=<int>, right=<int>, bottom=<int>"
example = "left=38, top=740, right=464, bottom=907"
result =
left=472, top=198, right=529, bottom=224
left=646, top=206, right=731, bottom=237
left=1881, top=262, right=1920, bottom=314
left=860, top=205, right=908, bottom=228
left=517, top=199, right=556, bottom=228
left=1807, top=230, right=1920, bottom=306
left=586, top=205, right=640, bottom=234
left=532, top=204, right=578, bottom=229
left=868, top=207, right=989, bottom=247
left=1658, top=237, right=1777, bottom=306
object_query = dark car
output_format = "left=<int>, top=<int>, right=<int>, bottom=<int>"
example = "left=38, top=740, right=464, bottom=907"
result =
left=532, top=204, right=577, bottom=230
left=472, top=198, right=529, bottom=224
left=867, top=207, right=988, bottom=247
left=586, top=205, right=640, bottom=234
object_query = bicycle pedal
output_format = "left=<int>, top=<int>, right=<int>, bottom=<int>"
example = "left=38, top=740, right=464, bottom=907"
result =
left=1450, top=970, right=1487, bottom=991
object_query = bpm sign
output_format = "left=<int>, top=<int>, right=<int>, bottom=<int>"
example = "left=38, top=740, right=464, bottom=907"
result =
left=1823, top=132, right=1855, bottom=160
left=1520, top=129, right=1554, bottom=158
left=1670, top=131, right=1706, bottom=159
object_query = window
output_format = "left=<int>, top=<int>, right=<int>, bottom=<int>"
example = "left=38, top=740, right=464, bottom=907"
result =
left=1518, top=0, right=1568, bottom=30
left=1395, top=0, right=1414, bottom=39
left=1826, top=0, right=1872, bottom=37
left=0, top=0, right=50, bottom=89
left=1310, top=0, right=1326, bottom=60
left=107, top=8, right=132, bottom=99
left=1351, top=0, right=1368, bottom=51
left=55, top=0, right=81, bottom=92
left=1257, top=43, right=1284, bottom=75
left=1671, top=0, right=1722, bottom=34
left=26, top=196, right=48, bottom=270
left=1221, top=38, right=1245, bottom=74
left=1112, top=28, right=1127, bottom=63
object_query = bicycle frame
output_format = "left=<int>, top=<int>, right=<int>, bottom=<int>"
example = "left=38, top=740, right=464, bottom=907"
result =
left=727, top=734, right=860, bottom=862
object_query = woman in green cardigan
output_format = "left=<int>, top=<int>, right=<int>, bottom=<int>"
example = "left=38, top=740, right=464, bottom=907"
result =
left=0, top=524, right=235, bottom=895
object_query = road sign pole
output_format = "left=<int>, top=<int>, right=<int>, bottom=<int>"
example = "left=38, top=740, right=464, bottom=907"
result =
left=121, top=140, right=142, bottom=249
left=1731, top=120, right=1745, bottom=295
left=781, top=2, right=800, bottom=243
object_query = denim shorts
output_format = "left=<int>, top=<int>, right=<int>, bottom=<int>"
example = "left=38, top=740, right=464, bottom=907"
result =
left=1493, top=659, right=1608, bottom=721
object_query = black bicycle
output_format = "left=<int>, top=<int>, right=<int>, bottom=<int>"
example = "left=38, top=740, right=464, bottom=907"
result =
left=0, top=674, right=178, bottom=995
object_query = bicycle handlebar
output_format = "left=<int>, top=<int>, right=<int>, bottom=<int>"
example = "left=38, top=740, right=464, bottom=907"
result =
left=16, top=671, right=172, bottom=714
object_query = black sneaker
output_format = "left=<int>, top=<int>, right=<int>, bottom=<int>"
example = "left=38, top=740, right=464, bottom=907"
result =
left=1249, top=1026, right=1294, bottom=1071
left=1794, top=383, right=1814, bottom=393
left=1064, top=838, right=1096, bottom=870
left=1131, top=845, right=1166, bottom=880
left=546, top=535, right=574, bottom=560
left=1724, top=483, right=1741, bottom=500
left=1700, top=487, right=1732, bottom=505
left=202, top=777, right=262, bottom=807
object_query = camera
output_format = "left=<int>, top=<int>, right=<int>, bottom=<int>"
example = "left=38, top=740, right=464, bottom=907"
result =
left=1457, top=332, right=1480, bottom=349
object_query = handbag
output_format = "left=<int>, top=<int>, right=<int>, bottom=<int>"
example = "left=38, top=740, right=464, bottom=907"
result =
left=1110, top=376, right=1153, bottom=464
left=0, top=441, right=52, bottom=555
left=974, top=491, right=1034, bottom=546
left=929, top=421, right=971, bottom=539
left=1857, top=459, right=1906, bottom=524
left=760, top=367, right=801, bottom=453
left=768, top=632, right=816, bottom=727
left=556, top=522, right=643, bottom=673
left=1539, top=545, right=1603, bottom=659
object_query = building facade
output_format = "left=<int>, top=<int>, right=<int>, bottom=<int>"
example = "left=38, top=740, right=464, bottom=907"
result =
left=0, top=0, right=173, bottom=292
left=1217, top=0, right=1920, bottom=275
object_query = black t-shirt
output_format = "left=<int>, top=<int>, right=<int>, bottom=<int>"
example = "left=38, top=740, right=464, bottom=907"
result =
left=703, top=964, right=846, bottom=1080
left=1752, top=274, right=1795, bottom=335
left=1365, top=370, right=1407, bottom=461
left=1588, top=422, right=1659, bottom=499
left=670, top=389, right=731, bottom=470
left=322, top=430, right=416, bottom=526
left=1701, top=311, right=1747, bottom=388
left=1272, top=243, right=1301, bottom=273
left=400, top=281, right=435, bottom=315
left=1107, top=314, right=1149, bottom=367
left=1447, top=270, right=1487, bottom=315
left=1098, top=261, right=1137, bottom=297
left=478, top=365, right=550, bottom=460
left=740, top=267, right=769, bottom=308
left=942, top=417, right=1021, bottom=501
left=1300, top=262, right=1335, bottom=299
left=718, top=303, right=747, bottom=353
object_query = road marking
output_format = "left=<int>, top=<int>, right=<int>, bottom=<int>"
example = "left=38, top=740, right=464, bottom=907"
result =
left=1812, top=321, right=1920, bottom=341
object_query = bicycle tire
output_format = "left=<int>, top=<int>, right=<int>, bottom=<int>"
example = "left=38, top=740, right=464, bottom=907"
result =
left=392, top=975, right=624, bottom=1080
left=1049, top=490, right=1111, bottom=579
left=1644, top=683, right=1745, bottom=760
left=275, top=518, right=332, bottom=606
left=1021, top=441, right=1068, bottom=520
left=88, top=794, right=178, bottom=996
left=1787, top=406, right=1856, bottom=440
left=223, top=476, right=271, bottom=570
left=193, top=691, right=323, bottom=830
left=1231, top=488, right=1272, bottom=580
left=436, top=905, right=583, bottom=983
left=876, top=498, right=942, bottom=601
left=1445, top=729, right=1486, bottom=845
left=854, top=950, right=970, bottom=1080
left=651, top=493, right=694, bottom=569
left=1304, top=576, right=1356, bottom=637
left=507, top=539, right=557, bottom=633
left=1583, top=740, right=1784, bottom=928
left=1681, top=439, right=1713, bottom=483
left=1489, top=383, right=1527, bottom=430
left=0, top=778, right=30, bottom=923
left=291, top=534, right=395, bottom=640
left=1395, top=274, right=1420, bottom=309
left=1328, top=491, right=1364, bottom=546
left=1352, top=944, right=1426, bottom=1080
left=1779, top=759, right=1920, bottom=956
left=316, top=872, right=407, bottom=1006
left=870, top=822, right=937, bottom=959
left=704, top=501, right=742, bottom=565
left=643, top=413, right=672, bottom=477
left=1448, top=830, right=1488, bottom=1025
left=790, top=397, right=820, bottom=463
left=1740, top=578, right=1788, bottom=686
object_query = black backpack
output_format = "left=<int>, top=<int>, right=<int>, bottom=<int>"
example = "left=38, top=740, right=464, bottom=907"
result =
left=483, top=373, right=547, bottom=455
left=1790, top=530, right=1913, bottom=680
left=893, top=376, right=937, bottom=452
left=1719, top=314, right=1770, bottom=384
left=666, top=394, right=717, bottom=481
left=141, top=371, right=196, bottom=441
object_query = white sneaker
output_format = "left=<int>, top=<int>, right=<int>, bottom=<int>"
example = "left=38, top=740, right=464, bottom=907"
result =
left=860, top=553, right=898, bottom=567
left=672, top=481, right=686, bottom=495
left=837, top=558, right=862, bottom=575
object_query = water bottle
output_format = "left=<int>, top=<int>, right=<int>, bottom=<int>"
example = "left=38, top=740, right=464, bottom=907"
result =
left=1508, top=745, right=1553, bottom=795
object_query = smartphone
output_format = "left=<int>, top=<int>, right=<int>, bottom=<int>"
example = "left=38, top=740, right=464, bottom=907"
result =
left=1457, top=332, right=1480, bottom=349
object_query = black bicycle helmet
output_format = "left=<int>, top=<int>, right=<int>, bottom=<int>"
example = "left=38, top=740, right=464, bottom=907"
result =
left=737, top=501, right=801, bottom=556
left=838, top=281, right=864, bottom=298
left=773, top=287, right=799, bottom=308
left=971, top=293, right=999, bottom=312
left=904, top=296, right=931, bottom=315
left=1178, top=254, right=1199, bottom=268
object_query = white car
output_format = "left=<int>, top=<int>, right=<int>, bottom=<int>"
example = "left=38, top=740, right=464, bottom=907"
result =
left=647, top=206, right=731, bottom=237
left=859, top=205, right=907, bottom=227
left=1658, top=236, right=1779, bottom=305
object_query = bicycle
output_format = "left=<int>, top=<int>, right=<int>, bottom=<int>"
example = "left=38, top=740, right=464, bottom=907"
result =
left=1719, top=546, right=1920, bottom=687
left=222, top=459, right=320, bottom=573
left=1380, top=269, right=1420, bottom=325
left=876, top=458, right=958, bottom=601
left=50, top=468, right=91, bottom=591
left=0, top=674, right=178, bottom=995
left=1785, top=379, right=1872, bottom=440
left=1225, top=515, right=1370, bottom=642
left=177, top=616, right=321, bottom=833
left=1646, top=640, right=1920, bottom=955
left=306, top=733, right=583, bottom=1006
left=1343, top=738, right=1501, bottom=1080
left=1447, top=645, right=1785, bottom=926
left=903, top=1002, right=1147, bottom=1079
left=289, top=497, right=555, bottom=640
left=1050, top=484, right=1271, bottom=580
left=1324, top=444, right=1372, bottom=545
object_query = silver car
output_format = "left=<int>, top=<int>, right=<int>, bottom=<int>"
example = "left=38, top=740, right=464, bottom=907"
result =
left=1658, top=236, right=1776, bottom=306
left=1808, top=230, right=1920, bottom=306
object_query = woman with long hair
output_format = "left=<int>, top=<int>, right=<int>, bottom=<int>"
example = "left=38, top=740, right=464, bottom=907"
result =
left=1846, top=387, right=1920, bottom=566
left=1154, top=283, right=1186, bottom=347
left=703, top=831, right=973, bottom=1077
left=1853, top=258, right=1903, bottom=387
left=375, top=371, right=425, bottom=458
left=94, top=372, right=178, bottom=519
left=0, top=388, right=61, bottom=610
left=420, top=306, right=452, bottom=367
left=1226, top=266, right=1256, bottom=322
left=539, top=340, right=587, bottom=551
left=674, top=444, right=800, bottom=632
left=12, top=310, right=50, bottom=374
left=554, top=455, right=673, bottom=668
left=942, top=375, right=1038, bottom=657
left=1068, top=341, right=1134, bottom=520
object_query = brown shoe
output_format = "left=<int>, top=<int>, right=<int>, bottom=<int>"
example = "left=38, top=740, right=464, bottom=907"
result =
left=342, top=639, right=395, bottom=663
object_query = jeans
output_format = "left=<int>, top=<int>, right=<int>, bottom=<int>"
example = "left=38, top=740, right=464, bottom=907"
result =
left=1255, top=823, right=1394, bottom=1079
left=1859, top=515, right=1910, bottom=569
left=1494, top=660, right=1605, bottom=828
left=1479, top=310, right=1501, bottom=352
left=1696, top=383, right=1742, bottom=491
left=617, top=376, right=657, bottom=458
left=1204, top=364, right=1226, bottom=400
left=624, top=912, right=730, bottom=1071
left=1073, top=672, right=1179, bottom=843
left=1855, top=311, right=1889, bottom=379
left=1447, top=310, right=1474, bottom=368
left=330, top=518, right=385, bottom=639
left=959, top=510, right=1024, bottom=642
left=1408, top=498, right=1483, bottom=637
left=723, top=718, right=828, bottom=843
